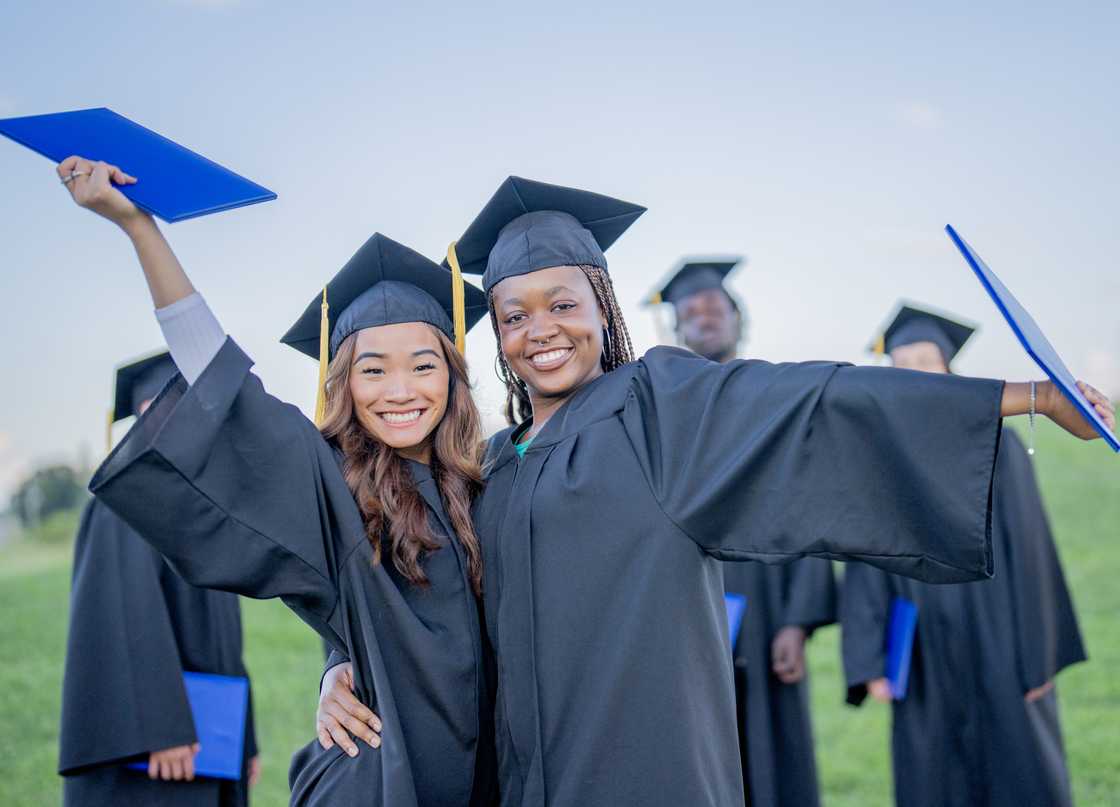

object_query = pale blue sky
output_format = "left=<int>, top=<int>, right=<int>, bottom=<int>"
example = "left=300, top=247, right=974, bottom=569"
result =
left=2, top=1, right=1117, bottom=496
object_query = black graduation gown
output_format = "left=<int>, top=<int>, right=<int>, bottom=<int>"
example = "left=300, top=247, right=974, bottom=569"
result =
left=722, top=558, right=836, bottom=807
left=88, top=338, right=496, bottom=807
left=840, top=430, right=1085, bottom=807
left=58, top=498, right=258, bottom=807
left=473, top=346, right=1003, bottom=807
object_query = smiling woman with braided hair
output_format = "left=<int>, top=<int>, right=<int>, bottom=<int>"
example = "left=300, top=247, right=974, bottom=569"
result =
left=488, top=262, right=635, bottom=425
left=318, top=175, right=1115, bottom=807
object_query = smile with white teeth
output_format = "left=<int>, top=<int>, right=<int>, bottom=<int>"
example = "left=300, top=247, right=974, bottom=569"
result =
left=379, top=409, right=424, bottom=426
left=530, top=348, right=573, bottom=367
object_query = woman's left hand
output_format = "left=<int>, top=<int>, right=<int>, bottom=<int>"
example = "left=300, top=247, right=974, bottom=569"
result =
left=317, top=662, right=381, bottom=755
left=1043, top=380, right=1115, bottom=439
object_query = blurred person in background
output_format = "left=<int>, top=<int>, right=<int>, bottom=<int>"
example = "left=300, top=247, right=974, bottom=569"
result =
left=58, top=351, right=260, bottom=806
left=646, top=257, right=837, bottom=807
left=840, top=304, right=1087, bottom=807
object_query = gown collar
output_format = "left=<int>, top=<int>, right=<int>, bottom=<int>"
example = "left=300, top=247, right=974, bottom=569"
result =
left=484, top=359, right=642, bottom=476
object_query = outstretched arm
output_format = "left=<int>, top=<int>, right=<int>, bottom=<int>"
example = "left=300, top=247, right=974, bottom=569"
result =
left=627, top=349, right=1115, bottom=587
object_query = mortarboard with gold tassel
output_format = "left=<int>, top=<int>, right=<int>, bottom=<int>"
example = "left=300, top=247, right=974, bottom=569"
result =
left=280, top=233, right=488, bottom=426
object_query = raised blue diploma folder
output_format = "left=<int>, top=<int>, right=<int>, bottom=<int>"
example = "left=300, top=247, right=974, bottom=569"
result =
left=127, top=672, right=249, bottom=780
left=885, top=596, right=918, bottom=700
left=946, top=224, right=1119, bottom=453
left=724, top=593, right=748, bottom=651
left=0, top=107, right=276, bottom=223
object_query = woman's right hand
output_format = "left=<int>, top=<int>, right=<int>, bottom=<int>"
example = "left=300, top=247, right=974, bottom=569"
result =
left=56, top=155, right=144, bottom=229
left=316, top=662, right=382, bottom=756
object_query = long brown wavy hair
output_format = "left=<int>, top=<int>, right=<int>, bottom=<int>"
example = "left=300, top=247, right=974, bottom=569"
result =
left=319, top=327, right=485, bottom=594
left=490, top=265, right=636, bottom=425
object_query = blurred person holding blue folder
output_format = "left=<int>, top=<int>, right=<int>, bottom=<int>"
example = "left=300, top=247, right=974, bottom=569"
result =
left=51, top=153, right=497, bottom=806
left=644, top=257, right=837, bottom=807
left=840, top=304, right=1087, bottom=807
left=58, top=351, right=260, bottom=806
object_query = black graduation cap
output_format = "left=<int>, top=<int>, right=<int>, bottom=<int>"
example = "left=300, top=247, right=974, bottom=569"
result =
left=871, top=303, right=978, bottom=364
left=282, top=233, right=489, bottom=359
left=107, top=350, right=178, bottom=452
left=281, top=233, right=488, bottom=423
left=444, top=176, right=647, bottom=292
left=112, top=350, right=177, bottom=423
left=644, top=256, right=745, bottom=307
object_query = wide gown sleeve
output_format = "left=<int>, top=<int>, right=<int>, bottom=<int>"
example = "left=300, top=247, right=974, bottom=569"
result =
left=623, top=347, right=1003, bottom=583
left=838, top=561, right=893, bottom=706
left=89, top=337, right=363, bottom=648
left=58, top=501, right=197, bottom=774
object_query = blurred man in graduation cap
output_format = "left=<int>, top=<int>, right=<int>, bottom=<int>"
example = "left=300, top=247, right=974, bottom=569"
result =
left=58, top=351, right=260, bottom=806
left=840, top=304, right=1086, bottom=807
left=645, top=258, right=837, bottom=807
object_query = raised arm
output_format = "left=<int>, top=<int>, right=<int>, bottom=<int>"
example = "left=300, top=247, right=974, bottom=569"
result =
left=60, top=157, right=354, bottom=647
left=57, top=156, right=223, bottom=382
left=57, top=155, right=193, bottom=307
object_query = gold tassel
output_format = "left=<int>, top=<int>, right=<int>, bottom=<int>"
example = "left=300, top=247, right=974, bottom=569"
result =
left=873, top=334, right=886, bottom=356
left=446, top=242, right=467, bottom=354
left=314, top=286, right=330, bottom=426
left=105, top=409, right=114, bottom=454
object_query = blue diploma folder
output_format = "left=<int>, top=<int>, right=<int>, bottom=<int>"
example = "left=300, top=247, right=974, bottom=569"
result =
left=946, top=224, right=1119, bottom=453
left=724, top=593, right=748, bottom=651
left=0, top=107, right=276, bottom=223
left=128, top=671, right=249, bottom=780
left=885, top=597, right=918, bottom=700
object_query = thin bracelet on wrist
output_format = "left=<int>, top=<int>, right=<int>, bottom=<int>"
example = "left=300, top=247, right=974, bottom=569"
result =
left=1028, top=380, right=1036, bottom=456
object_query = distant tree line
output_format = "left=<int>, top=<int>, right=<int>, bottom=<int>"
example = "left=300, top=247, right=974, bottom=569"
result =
left=10, top=464, right=87, bottom=529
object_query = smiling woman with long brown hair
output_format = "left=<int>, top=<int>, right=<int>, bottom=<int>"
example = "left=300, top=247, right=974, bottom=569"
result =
left=320, top=326, right=484, bottom=594
left=53, top=155, right=496, bottom=807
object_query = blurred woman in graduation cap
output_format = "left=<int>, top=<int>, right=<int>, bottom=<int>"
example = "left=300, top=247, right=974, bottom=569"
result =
left=54, top=156, right=497, bottom=806
left=59, top=350, right=260, bottom=807
left=644, top=256, right=836, bottom=807
left=321, top=175, right=1113, bottom=806
left=840, top=304, right=1088, bottom=807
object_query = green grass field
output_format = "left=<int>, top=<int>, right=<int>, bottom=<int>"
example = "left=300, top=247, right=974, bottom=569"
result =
left=1, top=421, right=1115, bottom=805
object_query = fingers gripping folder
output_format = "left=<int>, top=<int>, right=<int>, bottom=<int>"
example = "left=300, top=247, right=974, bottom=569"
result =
left=946, top=224, right=1118, bottom=452
left=0, top=107, right=276, bottom=222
